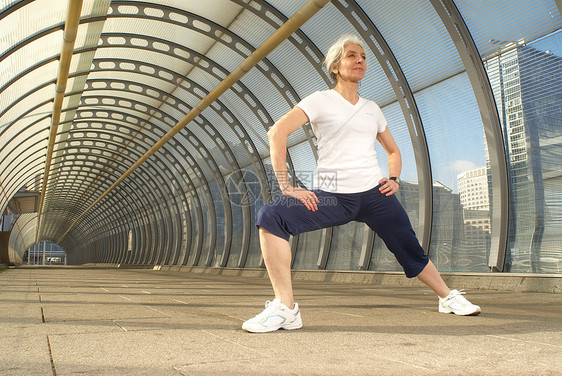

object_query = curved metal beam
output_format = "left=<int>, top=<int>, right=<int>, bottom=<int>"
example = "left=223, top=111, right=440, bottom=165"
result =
left=107, top=1, right=317, bottom=157
left=48, top=119, right=210, bottom=261
left=2, top=0, right=324, bottom=264
left=64, top=108, right=219, bottom=261
left=2, top=30, right=293, bottom=235
left=54, top=117, right=211, bottom=264
left=40, top=149, right=164, bottom=246
left=76, top=81, right=257, bottom=266
left=34, top=122, right=192, bottom=248
left=59, top=114, right=204, bottom=264
left=55, top=0, right=331, bottom=246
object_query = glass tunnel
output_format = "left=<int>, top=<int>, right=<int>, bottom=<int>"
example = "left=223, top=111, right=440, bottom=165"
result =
left=1, top=0, right=561, bottom=275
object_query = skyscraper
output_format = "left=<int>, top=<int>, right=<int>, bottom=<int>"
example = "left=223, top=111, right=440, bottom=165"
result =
left=484, top=45, right=562, bottom=273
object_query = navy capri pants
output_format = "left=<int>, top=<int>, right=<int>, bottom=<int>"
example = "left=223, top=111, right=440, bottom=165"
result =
left=256, top=185, right=429, bottom=278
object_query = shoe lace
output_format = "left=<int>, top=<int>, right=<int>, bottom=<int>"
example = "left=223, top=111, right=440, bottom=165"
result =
left=448, top=289, right=471, bottom=305
left=253, top=300, right=279, bottom=319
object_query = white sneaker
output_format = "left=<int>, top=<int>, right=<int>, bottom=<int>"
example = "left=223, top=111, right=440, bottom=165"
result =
left=439, top=289, right=481, bottom=316
left=242, top=298, right=303, bottom=333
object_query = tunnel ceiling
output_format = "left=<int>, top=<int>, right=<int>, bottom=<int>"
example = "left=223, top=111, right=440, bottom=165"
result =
left=1, top=0, right=561, bottom=266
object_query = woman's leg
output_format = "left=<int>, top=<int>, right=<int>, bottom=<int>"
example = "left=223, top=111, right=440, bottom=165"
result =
left=243, top=192, right=357, bottom=332
left=415, top=259, right=450, bottom=298
left=359, top=188, right=477, bottom=309
left=359, top=190, right=429, bottom=279
left=359, top=187, right=448, bottom=294
left=255, top=191, right=355, bottom=308
left=259, top=227, right=295, bottom=308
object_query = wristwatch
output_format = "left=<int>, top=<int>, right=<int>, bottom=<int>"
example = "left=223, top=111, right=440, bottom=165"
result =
left=389, top=176, right=401, bottom=185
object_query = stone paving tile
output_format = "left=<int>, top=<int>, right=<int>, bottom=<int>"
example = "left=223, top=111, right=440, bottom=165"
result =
left=1, top=267, right=561, bottom=376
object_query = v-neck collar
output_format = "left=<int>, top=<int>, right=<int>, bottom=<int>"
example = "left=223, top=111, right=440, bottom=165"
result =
left=330, top=89, right=363, bottom=106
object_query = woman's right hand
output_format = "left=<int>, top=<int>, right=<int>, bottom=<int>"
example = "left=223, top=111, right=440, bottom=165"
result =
left=282, top=186, right=319, bottom=212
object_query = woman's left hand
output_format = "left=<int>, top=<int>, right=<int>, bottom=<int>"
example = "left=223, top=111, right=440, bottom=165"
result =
left=378, top=178, right=399, bottom=196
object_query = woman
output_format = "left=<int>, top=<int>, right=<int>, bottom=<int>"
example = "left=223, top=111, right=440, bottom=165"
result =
left=242, top=35, right=480, bottom=333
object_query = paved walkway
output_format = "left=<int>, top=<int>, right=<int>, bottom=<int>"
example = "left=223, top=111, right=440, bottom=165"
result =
left=1, top=266, right=561, bottom=375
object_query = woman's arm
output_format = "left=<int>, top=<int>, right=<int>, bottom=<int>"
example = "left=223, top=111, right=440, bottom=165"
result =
left=376, top=127, right=402, bottom=196
left=268, top=106, right=319, bottom=211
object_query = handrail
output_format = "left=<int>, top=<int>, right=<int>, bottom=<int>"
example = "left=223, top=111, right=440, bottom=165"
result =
left=36, top=0, right=84, bottom=244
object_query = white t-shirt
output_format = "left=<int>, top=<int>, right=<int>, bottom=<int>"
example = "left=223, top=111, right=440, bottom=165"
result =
left=296, top=89, right=387, bottom=193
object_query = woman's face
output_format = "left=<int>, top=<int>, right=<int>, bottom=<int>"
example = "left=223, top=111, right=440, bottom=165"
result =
left=333, top=43, right=366, bottom=83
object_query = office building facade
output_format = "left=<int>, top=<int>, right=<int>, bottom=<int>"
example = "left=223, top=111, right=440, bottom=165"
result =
left=484, top=46, right=562, bottom=273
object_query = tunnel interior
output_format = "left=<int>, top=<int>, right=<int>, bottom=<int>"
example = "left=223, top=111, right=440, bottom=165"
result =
left=1, top=0, right=561, bottom=275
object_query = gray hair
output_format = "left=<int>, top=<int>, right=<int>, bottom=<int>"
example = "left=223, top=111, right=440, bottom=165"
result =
left=323, top=35, right=366, bottom=82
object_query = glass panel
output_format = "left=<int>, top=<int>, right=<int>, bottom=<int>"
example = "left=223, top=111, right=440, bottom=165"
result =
left=267, top=39, right=329, bottom=99
left=288, top=141, right=317, bottom=190
left=483, top=32, right=562, bottom=273
left=0, top=30, right=63, bottom=89
left=292, top=230, right=322, bottom=270
left=326, top=223, right=364, bottom=270
left=1, top=106, right=51, bottom=154
left=0, top=61, right=58, bottom=116
left=456, top=0, right=561, bottom=57
left=219, top=89, right=270, bottom=157
left=359, top=0, right=465, bottom=94
left=415, top=74, right=491, bottom=272
left=0, top=0, right=66, bottom=55
left=286, top=141, right=324, bottom=269
left=239, top=65, right=307, bottom=147
left=1, top=1, right=22, bottom=10
left=208, top=180, right=225, bottom=267
left=185, top=196, right=198, bottom=266
left=243, top=168, right=263, bottom=268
